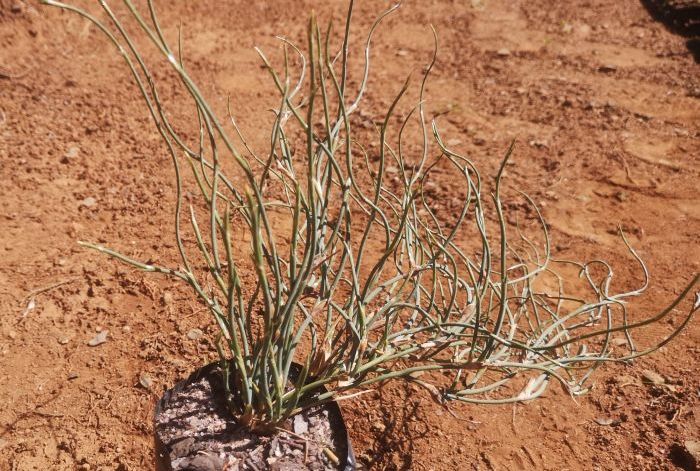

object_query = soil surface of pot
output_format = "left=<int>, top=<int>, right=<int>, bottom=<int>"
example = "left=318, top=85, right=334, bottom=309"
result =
left=154, top=365, right=354, bottom=471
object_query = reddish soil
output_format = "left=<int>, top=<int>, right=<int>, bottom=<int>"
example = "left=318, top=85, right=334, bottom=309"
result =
left=1, top=0, right=699, bottom=470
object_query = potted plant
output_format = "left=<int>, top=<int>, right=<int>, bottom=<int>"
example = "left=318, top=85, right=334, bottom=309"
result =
left=41, top=1, right=699, bottom=469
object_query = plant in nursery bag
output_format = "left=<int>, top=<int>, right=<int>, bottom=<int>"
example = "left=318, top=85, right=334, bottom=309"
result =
left=42, top=0, right=699, bottom=469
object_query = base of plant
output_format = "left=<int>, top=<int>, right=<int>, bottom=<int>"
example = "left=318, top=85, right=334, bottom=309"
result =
left=154, top=364, right=356, bottom=471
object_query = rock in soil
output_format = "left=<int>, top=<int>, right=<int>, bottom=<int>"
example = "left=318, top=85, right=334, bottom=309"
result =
left=187, top=328, right=203, bottom=340
left=684, top=440, right=700, bottom=466
left=139, top=372, right=153, bottom=389
left=87, top=330, right=108, bottom=347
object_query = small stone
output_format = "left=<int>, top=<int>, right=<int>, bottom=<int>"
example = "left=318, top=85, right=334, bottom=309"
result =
left=122, top=325, right=131, bottom=333
left=162, top=292, right=174, bottom=305
left=611, top=337, right=628, bottom=346
left=10, top=2, right=23, bottom=14
left=684, top=440, right=700, bottom=466
left=80, top=197, right=97, bottom=208
left=641, top=370, right=665, bottom=385
left=187, top=328, right=203, bottom=340
left=529, top=139, right=548, bottom=149
left=385, top=166, right=399, bottom=174
left=87, top=330, right=108, bottom=347
left=65, top=146, right=79, bottom=159
left=138, top=372, right=153, bottom=389
left=598, top=64, right=617, bottom=73
left=496, top=48, right=511, bottom=57
left=396, top=50, right=408, bottom=57
left=577, top=24, right=592, bottom=36
left=68, top=372, right=79, bottom=380
left=7, top=331, right=17, bottom=339
left=58, top=336, right=70, bottom=345
left=293, top=415, right=308, bottom=434
left=447, top=138, right=462, bottom=147
left=594, top=417, right=615, bottom=426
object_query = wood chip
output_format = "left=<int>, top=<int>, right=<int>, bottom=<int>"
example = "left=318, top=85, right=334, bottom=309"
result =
left=322, top=448, right=339, bottom=465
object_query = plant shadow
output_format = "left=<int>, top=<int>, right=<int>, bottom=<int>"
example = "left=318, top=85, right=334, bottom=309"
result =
left=640, top=0, right=700, bottom=62
left=362, top=383, right=431, bottom=471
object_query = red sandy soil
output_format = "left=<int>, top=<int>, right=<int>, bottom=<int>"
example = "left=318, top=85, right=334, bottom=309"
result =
left=1, top=0, right=699, bottom=469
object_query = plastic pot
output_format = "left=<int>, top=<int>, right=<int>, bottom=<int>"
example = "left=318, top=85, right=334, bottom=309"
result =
left=154, top=362, right=356, bottom=470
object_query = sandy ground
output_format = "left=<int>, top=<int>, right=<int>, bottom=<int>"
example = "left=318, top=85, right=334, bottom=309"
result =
left=1, top=0, right=699, bottom=469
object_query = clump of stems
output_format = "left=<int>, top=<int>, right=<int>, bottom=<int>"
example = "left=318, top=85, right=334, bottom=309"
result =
left=43, top=0, right=699, bottom=432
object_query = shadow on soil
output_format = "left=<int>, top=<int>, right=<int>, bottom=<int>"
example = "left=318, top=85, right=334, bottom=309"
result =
left=669, top=443, right=699, bottom=471
left=362, top=384, right=430, bottom=471
left=641, top=0, right=700, bottom=62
